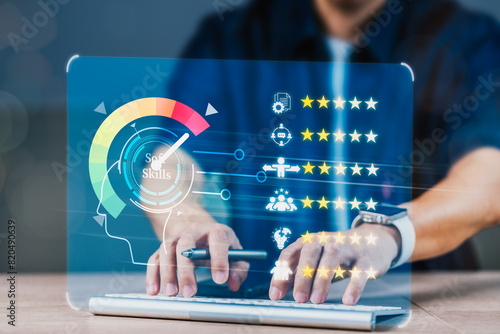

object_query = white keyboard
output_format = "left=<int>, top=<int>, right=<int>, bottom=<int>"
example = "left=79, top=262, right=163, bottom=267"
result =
left=90, top=293, right=407, bottom=331
left=104, top=293, right=401, bottom=312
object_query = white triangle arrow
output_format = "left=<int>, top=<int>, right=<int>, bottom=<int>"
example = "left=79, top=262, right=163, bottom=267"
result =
left=94, top=102, right=107, bottom=115
left=93, top=215, right=105, bottom=226
left=205, top=103, right=218, bottom=116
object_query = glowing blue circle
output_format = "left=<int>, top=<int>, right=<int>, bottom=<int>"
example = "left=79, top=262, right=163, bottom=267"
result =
left=256, top=171, right=267, bottom=183
left=220, top=189, right=231, bottom=201
left=234, top=149, right=245, bottom=161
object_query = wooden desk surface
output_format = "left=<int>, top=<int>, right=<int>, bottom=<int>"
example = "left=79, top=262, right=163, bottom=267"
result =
left=1, top=272, right=499, bottom=333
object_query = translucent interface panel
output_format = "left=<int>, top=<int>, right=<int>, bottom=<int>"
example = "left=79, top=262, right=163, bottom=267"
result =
left=67, top=57, right=413, bottom=312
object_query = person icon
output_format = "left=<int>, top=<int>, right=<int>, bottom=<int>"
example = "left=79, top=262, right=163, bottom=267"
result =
left=270, top=260, right=293, bottom=281
left=262, top=157, right=300, bottom=178
left=287, top=197, right=297, bottom=211
left=266, top=197, right=276, bottom=211
left=272, top=157, right=290, bottom=178
left=274, top=194, right=291, bottom=211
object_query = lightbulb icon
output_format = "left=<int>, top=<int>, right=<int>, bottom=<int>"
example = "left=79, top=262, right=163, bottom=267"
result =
left=273, top=227, right=292, bottom=250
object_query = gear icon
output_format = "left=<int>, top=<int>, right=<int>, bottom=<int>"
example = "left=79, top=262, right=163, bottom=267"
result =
left=272, top=101, right=285, bottom=114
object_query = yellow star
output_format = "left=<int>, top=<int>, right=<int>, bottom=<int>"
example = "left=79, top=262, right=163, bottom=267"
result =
left=317, top=265, right=330, bottom=278
left=319, top=162, right=331, bottom=174
left=333, top=232, right=346, bottom=244
left=349, top=197, right=362, bottom=210
left=317, top=129, right=330, bottom=141
left=317, top=196, right=329, bottom=209
left=317, top=231, right=330, bottom=244
left=317, top=96, right=330, bottom=108
left=332, top=197, right=346, bottom=210
left=350, top=163, right=363, bottom=176
left=301, top=95, right=314, bottom=108
left=349, top=232, right=361, bottom=245
left=302, top=231, right=314, bottom=243
left=302, top=265, right=315, bottom=278
left=332, top=129, right=346, bottom=142
left=334, top=265, right=346, bottom=279
left=365, top=233, right=378, bottom=245
left=366, top=267, right=378, bottom=279
left=350, top=266, right=362, bottom=279
left=301, top=196, right=314, bottom=209
left=302, top=162, right=315, bottom=174
left=301, top=128, right=314, bottom=141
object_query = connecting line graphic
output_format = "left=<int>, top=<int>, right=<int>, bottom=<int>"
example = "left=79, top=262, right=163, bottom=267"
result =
left=96, top=160, right=153, bottom=267
left=193, top=148, right=245, bottom=161
left=196, top=170, right=267, bottom=183
left=279, top=176, right=468, bottom=193
left=193, top=150, right=233, bottom=156
left=192, top=191, right=221, bottom=195
left=197, top=169, right=462, bottom=193
left=192, top=189, right=232, bottom=201
left=196, top=169, right=432, bottom=192
left=197, top=171, right=254, bottom=178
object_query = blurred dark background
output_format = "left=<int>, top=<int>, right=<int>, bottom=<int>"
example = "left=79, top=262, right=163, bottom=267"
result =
left=0, top=0, right=499, bottom=273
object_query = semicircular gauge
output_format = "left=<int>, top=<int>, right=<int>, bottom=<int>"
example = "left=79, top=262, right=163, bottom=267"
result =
left=89, top=98, right=210, bottom=219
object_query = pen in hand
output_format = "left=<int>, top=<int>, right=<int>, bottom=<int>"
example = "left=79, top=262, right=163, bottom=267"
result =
left=181, top=248, right=267, bottom=261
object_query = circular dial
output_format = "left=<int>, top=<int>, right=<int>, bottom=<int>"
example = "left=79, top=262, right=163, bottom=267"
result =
left=120, top=127, right=193, bottom=214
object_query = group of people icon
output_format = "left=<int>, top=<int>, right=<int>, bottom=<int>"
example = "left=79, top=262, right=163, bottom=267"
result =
left=266, top=194, right=297, bottom=212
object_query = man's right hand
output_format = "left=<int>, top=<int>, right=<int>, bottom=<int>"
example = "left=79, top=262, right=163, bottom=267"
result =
left=145, top=222, right=248, bottom=298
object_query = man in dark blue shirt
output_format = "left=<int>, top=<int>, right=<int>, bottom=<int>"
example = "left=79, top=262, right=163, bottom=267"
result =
left=145, top=0, right=500, bottom=305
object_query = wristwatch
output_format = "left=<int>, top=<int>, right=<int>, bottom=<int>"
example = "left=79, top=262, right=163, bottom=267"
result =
left=351, top=205, right=415, bottom=268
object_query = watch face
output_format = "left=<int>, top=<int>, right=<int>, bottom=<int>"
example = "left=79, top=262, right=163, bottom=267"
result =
left=362, top=205, right=406, bottom=216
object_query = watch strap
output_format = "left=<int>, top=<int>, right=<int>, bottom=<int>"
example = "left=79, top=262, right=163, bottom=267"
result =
left=389, top=215, right=415, bottom=268
left=351, top=214, right=415, bottom=268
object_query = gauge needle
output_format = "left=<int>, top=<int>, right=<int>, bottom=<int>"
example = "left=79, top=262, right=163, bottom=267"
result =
left=151, top=133, right=190, bottom=171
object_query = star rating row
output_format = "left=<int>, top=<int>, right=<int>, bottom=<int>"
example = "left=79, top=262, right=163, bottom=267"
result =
left=301, top=129, right=378, bottom=143
left=301, top=95, right=378, bottom=110
left=301, top=231, right=378, bottom=246
left=301, top=197, right=378, bottom=210
left=301, top=264, right=378, bottom=280
left=302, top=162, right=379, bottom=176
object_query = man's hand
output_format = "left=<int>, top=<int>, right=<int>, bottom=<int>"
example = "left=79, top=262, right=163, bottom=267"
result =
left=269, top=224, right=401, bottom=305
left=145, top=222, right=249, bottom=298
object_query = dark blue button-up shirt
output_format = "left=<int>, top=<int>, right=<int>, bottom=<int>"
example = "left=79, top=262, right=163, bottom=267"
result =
left=172, top=0, right=500, bottom=271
